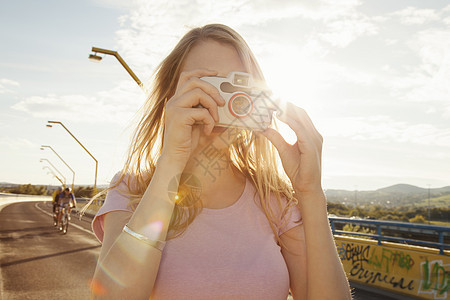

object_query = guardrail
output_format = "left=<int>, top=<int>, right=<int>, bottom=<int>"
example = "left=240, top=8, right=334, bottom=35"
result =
left=75, top=198, right=104, bottom=216
left=76, top=198, right=104, bottom=205
left=329, top=217, right=450, bottom=255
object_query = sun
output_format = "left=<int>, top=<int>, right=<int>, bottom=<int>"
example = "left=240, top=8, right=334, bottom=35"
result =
left=260, top=50, right=323, bottom=145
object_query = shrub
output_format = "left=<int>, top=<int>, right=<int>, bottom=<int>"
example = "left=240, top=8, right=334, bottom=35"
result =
left=342, top=224, right=376, bottom=239
left=409, top=214, right=426, bottom=224
left=380, top=214, right=401, bottom=221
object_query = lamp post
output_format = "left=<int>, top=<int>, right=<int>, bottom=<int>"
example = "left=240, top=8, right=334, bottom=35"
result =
left=43, top=166, right=65, bottom=186
left=40, top=159, right=66, bottom=186
left=46, top=121, right=98, bottom=191
left=40, top=145, right=75, bottom=191
left=89, top=46, right=143, bottom=88
left=427, top=184, right=431, bottom=225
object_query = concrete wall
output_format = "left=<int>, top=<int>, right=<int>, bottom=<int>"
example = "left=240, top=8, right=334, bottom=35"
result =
left=336, top=236, right=449, bottom=299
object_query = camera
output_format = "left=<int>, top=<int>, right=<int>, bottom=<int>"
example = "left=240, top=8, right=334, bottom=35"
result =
left=200, top=71, right=277, bottom=131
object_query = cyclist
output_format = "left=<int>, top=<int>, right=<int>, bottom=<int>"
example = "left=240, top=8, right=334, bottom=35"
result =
left=52, top=186, right=63, bottom=226
left=57, top=187, right=77, bottom=228
left=52, top=186, right=63, bottom=213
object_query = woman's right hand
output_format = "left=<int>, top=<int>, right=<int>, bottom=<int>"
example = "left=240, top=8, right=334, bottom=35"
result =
left=160, top=68, right=226, bottom=167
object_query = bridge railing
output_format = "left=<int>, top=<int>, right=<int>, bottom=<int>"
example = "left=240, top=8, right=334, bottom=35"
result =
left=75, top=198, right=105, bottom=216
left=329, top=217, right=450, bottom=255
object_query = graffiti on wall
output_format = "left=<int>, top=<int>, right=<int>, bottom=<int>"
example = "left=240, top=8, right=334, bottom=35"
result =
left=368, top=247, right=415, bottom=273
left=337, top=242, right=414, bottom=291
left=336, top=237, right=449, bottom=299
left=418, top=259, right=449, bottom=299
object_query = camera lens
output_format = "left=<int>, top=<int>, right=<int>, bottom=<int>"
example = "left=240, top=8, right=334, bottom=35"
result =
left=229, top=93, right=252, bottom=117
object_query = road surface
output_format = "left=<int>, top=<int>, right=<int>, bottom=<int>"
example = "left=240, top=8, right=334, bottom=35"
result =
left=0, top=196, right=100, bottom=299
left=0, top=196, right=401, bottom=299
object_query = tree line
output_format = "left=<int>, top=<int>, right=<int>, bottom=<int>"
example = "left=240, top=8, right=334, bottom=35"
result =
left=327, top=202, right=449, bottom=224
left=2, top=184, right=448, bottom=224
left=0, top=184, right=101, bottom=198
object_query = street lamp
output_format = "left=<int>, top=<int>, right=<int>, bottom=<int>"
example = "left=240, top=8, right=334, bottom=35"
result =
left=46, top=121, right=98, bottom=191
left=43, top=166, right=65, bottom=186
left=427, top=184, right=431, bottom=225
left=89, top=46, right=143, bottom=88
left=40, top=159, right=66, bottom=186
left=40, top=145, right=75, bottom=191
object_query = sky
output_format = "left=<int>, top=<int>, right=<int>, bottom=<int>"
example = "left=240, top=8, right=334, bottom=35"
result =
left=1, top=0, right=449, bottom=191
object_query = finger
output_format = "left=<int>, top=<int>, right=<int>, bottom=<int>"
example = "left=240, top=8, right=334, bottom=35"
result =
left=185, top=108, right=215, bottom=135
left=177, top=77, right=225, bottom=106
left=177, top=69, right=218, bottom=89
left=277, top=107, right=322, bottom=145
left=260, top=128, right=290, bottom=155
left=174, top=88, right=220, bottom=122
left=279, top=102, right=320, bottom=135
left=276, top=112, right=309, bottom=144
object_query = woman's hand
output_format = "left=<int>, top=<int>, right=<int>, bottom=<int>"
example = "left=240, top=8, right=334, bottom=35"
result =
left=260, top=102, right=323, bottom=195
left=161, top=68, right=225, bottom=167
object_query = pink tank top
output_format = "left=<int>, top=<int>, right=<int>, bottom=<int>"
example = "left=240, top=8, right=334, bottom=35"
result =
left=93, top=174, right=302, bottom=299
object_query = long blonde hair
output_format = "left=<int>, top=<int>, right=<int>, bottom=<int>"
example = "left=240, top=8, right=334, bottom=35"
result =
left=93, top=24, right=298, bottom=243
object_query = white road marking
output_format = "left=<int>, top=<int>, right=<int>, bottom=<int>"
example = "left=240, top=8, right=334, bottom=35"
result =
left=0, top=195, right=49, bottom=212
left=0, top=195, right=51, bottom=298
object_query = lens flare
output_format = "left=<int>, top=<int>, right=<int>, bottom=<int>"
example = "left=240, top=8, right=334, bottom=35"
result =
left=140, top=220, right=164, bottom=241
left=89, top=278, right=107, bottom=296
left=96, top=260, right=127, bottom=287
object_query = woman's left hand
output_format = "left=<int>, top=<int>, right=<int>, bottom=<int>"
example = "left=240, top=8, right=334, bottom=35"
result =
left=260, top=102, right=323, bottom=195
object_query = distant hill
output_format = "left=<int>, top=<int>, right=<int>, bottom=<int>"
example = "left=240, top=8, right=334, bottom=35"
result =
left=0, top=183, right=109, bottom=189
left=0, top=182, right=19, bottom=188
left=376, top=184, right=427, bottom=193
left=325, top=184, right=450, bottom=208
left=376, top=184, right=450, bottom=194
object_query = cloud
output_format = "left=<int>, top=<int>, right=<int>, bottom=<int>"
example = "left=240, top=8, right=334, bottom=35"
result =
left=443, top=16, right=450, bottom=25
left=390, top=6, right=439, bottom=25
left=379, top=28, right=450, bottom=118
left=0, top=78, right=19, bottom=94
left=410, top=29, right=450, bottom=71
left=324, top=115, right=450, bottom=147
left=89, top=0, right=134, bottom=10
left=11, top=81, right=145, bottom=125
left=0, top=136, right=35, bottom=150
left=112, top=0, right=376, bottom=80
left=444, top=106, right=450, bottom=119
left=317, top=13, right=378, bottom=48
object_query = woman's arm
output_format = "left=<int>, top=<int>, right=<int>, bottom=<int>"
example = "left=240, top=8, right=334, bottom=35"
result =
left=262, top=102, right=351, bottom=299
left=299, top=191, right=351, bottom=300
left=281, top=194, right=351, bottom=300
left=280, top=224, right=307, bottom=299
left=91, top=156, right=183, bottom=300
left=91, top=68, right=224, bottom=299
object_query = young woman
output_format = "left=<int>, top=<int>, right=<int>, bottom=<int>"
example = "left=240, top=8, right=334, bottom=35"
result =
left=90, top=24, right=351, bottom=299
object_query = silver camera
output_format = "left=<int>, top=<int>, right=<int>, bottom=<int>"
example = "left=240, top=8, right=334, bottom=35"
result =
left=200, top=71, right=277, bottom=131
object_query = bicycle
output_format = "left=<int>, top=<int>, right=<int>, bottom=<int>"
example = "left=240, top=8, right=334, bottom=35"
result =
left=53, top=204, right=59, bottom=227
left=57, top=204, right=71, bottom=234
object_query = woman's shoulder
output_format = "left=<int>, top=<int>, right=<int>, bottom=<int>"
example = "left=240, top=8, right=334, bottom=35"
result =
left=108, top=171, right=149, bottom=192
left=98, top=171, right=142, bottom=213
left=91, top=171, right=139, bottom=242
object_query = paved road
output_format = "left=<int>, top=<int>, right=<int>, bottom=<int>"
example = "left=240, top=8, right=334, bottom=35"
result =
left=0, top=197, right=401, bottom=300
left=0, top=198, right=100, bottom=299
